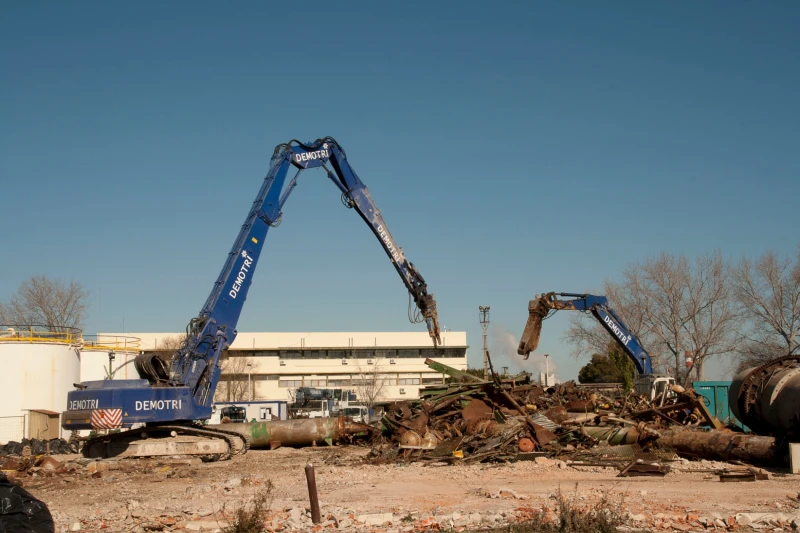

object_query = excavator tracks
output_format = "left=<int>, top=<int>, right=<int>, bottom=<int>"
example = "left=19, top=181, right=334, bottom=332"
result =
left=83, top=424, right=250, bottom=462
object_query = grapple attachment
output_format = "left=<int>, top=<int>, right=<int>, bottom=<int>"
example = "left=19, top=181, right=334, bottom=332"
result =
left=517, top=295, right=553, bottom=358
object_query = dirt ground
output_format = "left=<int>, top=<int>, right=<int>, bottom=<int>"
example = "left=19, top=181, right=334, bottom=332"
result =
left=19, top=446, right=800, bottom=533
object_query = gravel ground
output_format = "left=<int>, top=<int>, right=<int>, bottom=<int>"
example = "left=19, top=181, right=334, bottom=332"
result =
left=15, top=446, right=800, bottom=532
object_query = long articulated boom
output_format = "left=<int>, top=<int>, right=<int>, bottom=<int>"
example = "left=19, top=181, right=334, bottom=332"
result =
left=63, top=138, right=441, bottom=436
left=517, top=292, right=654, bottom=375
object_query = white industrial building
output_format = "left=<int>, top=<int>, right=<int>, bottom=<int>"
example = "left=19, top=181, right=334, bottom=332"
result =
left=107, top=331, right=469, bottom=403
left=0, top=328, right=467, bottom=443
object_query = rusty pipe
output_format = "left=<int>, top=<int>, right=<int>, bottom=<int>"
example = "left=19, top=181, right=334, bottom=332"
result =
left=209, top=416, right=374, bottom=449
left=580, top=425, right=642, bottom=445
left=655, top=429, right=783, bottom=467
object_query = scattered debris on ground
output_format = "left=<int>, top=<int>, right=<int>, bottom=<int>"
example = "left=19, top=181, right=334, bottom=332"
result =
left=371, top=358, right=763, bottom=472
left=3, top=446, right=797, bottom=533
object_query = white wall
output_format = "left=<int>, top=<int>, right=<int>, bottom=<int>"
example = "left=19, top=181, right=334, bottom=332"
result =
left=80, top=350, right=139, bottom=382
left=94, top=331, right=469, bottom=403
left=103, top=331, right=468, bottom=351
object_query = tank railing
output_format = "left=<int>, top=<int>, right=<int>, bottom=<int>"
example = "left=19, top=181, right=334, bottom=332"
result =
left=80, top=334, right=142, bottom=353
left=0, top=325, right=83, bottom=346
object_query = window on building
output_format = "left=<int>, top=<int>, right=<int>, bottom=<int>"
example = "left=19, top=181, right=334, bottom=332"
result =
left=422, top=377, right=443, bottom=384
left=398, top=378, right=420, bottom=385
left=327, top=379, right=350, bottom=386
left=375, top=349, right=396, bottom=358
left=280, top=350, right=301, bottom=359
left=304, top=350, right=324, bottom=359
left=253, top=350, right=279, bottom=357
left=328, top=350, right=347, bottom=359
left=353, top=350, right=373, bottom=359
left=398, top=349, right=419, bottom=358
left=279, top=380, right=303, bottom=388
left=308, top=379, right=326, bottom=387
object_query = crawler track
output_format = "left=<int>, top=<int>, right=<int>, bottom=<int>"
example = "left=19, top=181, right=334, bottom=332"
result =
left=83, top=424, right=250, bottom=461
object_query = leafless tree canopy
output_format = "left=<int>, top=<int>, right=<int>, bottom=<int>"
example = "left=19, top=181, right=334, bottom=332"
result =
left=156, top=334, right=188, bottom=352
left=0, top=274, right=89, bottom=331
left=564, top=252, right=738, bottom=385
left=732, top=246, right=800, bottom=372
left=215, top=354, right=252, bottom=402
left=564, top=279, right=662, bottom=369
left=353, top=361, right=388, bottom=412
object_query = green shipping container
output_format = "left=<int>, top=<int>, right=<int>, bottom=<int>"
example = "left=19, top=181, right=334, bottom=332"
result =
left=692, top=381, right=748, bottom=431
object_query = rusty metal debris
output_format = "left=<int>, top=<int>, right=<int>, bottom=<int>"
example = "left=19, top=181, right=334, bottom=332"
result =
left=370, top=356, right=756, bottom=467
left=618, top=460, right=671, bottom=477
left=653, top=428, right=782, bottom=467
left=718, top=470, right=769, bottom=482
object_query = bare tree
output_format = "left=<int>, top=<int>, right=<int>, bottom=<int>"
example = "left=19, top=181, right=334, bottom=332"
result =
left=353, top=361, right=389, bottom=414
left=564, top=252, right=738, bottom=385
left=678, top=252, right=739, bottom=382
left=732, top=246, right=800, bottom=371
left=0, top=274, right=89, bottom=331
left=156, top=334, right=187, bottom=352
left=214, top=354, right=252, bottom=402
left=564, top=279, right=663, bottom=370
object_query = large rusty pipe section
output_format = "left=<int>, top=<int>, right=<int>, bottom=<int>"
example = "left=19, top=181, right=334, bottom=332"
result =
left=655, top=429, right=782, bottom=467
left=210, top=416, right=374, bottom=449
left=581, top=425, right=644, bottom=445
left=729, top=356, right=800, bottom=438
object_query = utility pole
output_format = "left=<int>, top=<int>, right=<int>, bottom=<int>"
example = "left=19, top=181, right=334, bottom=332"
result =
left=479, top=306, right=490, bottom=380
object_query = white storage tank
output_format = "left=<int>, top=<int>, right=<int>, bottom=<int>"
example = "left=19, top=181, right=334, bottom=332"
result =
left=0, top=326, right=81, bottom=442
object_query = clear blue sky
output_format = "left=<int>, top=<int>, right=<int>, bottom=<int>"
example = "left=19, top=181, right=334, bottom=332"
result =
left=1, top=2, right=798, bottom=381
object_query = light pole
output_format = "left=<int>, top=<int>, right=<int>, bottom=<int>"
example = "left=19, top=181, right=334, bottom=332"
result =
left=479, top=306, right=490, bottom=380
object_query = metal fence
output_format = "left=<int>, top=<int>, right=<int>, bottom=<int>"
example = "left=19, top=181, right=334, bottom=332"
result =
left=0, top=415, right=26, bottom=444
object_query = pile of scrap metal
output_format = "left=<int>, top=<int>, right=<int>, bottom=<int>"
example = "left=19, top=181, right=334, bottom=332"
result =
left=370, top=358, right=734, bottom=466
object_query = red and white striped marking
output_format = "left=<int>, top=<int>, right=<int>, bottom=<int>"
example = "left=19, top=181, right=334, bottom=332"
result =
left=91, top=409, right=122, bottom=429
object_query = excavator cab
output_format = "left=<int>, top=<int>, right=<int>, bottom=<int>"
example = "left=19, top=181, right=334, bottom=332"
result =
left=635, top=375, right=676, bottom=405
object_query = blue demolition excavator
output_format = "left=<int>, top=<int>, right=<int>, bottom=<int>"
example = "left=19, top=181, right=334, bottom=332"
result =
left=517, top=292, right=675, bottom=401
left=62, top=138, right=442, bottom=459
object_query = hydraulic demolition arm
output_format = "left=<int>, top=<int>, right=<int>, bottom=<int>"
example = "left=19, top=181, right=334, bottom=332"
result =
left=62, top=138, right=441, bottom=459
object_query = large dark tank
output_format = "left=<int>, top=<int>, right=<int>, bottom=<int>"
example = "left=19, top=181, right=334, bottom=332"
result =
left=729, top=355, right=800, bottom=438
